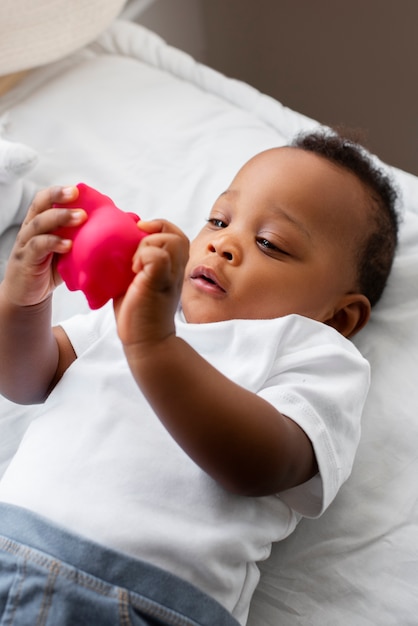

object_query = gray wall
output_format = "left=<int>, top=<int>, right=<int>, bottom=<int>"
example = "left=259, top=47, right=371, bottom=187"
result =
left=136, top=0, right=418, bottom=175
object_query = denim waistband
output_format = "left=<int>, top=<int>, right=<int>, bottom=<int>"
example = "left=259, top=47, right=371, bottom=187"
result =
left=0, top=502, right=239, bottom=626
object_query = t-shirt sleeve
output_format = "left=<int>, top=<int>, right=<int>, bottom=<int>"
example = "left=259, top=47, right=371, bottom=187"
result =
left=257, top=319, right=370, bottom=519
left=57, top=304, right=114, bottom=358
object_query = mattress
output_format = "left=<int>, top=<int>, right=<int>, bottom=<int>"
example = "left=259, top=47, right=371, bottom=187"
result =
left=0, top=19, right=417, bottom=625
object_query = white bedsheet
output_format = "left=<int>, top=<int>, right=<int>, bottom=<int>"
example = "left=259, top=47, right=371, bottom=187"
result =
left=0, top=19, right=417, bottom=626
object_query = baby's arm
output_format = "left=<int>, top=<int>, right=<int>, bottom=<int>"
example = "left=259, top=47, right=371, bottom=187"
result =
left=115, top=221, right=318, bottom=497
left=0, top=187, right=84, bottom=404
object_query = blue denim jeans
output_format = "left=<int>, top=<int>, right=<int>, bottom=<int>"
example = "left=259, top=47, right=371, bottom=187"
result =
left=0, top=503, right=240, bottom=626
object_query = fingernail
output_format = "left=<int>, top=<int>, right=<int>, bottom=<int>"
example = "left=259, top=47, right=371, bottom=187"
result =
left=69, top=209, right=85, bottom=223
left=62, top=186, right=76, bottom=199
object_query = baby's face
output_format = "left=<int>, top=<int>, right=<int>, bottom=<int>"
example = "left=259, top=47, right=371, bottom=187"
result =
left=181, top=147, right=371, bottom=329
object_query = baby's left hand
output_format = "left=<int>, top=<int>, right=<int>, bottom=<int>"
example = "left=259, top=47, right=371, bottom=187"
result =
left=114, top=219, right=189, bottom=351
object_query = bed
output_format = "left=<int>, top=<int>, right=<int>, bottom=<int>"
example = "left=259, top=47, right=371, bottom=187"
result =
left=0, top=17, right=417, bottom=626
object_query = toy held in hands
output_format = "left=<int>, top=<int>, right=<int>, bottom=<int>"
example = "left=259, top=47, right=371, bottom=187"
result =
left=54, top=183, right=147, bottom=309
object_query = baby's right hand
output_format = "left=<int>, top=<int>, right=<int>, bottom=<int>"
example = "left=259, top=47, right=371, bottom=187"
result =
left=1, top=186, right=87, bottom=307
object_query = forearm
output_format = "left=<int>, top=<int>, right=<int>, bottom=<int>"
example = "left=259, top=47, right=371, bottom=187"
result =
left=115, top=219, right=316, bottom=495
left=124, top=334, right=317, bottom=496
left=0, top=186, right=84, bottom=404
left=0, top=291, right=59, bottom=404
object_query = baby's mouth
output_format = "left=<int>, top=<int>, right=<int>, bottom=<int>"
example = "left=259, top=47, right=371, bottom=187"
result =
left=190, top=267, right=226, bottom=293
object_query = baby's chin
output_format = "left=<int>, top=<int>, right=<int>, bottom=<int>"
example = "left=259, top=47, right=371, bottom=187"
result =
left=180, top=300, right=230, bottom=325
left=181, top=309, right=225, bottom=325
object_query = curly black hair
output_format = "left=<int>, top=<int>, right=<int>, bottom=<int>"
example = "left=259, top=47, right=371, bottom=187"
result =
left=292, top=129, right=399, bottom=307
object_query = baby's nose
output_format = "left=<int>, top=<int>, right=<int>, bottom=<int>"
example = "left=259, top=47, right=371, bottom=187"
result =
left=208, top=237, right=241, bottom=263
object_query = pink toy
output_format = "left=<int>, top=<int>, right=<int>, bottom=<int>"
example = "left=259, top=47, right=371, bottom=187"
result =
left=54, top=183, right=147, bottom=309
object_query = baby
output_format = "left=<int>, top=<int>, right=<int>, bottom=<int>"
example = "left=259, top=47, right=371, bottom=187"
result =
left=0, top=131, right=398, bottom=626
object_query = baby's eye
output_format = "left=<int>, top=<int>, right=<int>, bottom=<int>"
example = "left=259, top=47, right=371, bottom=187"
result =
left=258, top=237, right=276, bottom=250
left=257, top=237, right=289, bottom=256
left=207, top=218, right=227, bottom=229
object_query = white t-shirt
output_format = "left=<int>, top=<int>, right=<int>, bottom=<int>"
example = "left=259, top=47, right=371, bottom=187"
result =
left=0, top=307, right=370, bottom=624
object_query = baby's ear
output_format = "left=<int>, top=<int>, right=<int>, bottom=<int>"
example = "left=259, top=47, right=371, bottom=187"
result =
left=325, top=294, right=371, bottom=338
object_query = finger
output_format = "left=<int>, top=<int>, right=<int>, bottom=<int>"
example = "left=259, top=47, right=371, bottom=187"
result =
left=133, top=243, right=170, bottom=273
left=132, top=243, right=187, bottom=297
left=12, top=234, right=71, bottom=269
left=132, top=246, right=174, bottom=290
left=137, top=218, right=188, bottom=239
left=24, top=186, right=79, bottom=223
left=18, top=207, right=87, bottom=248
left=132, top=233, right=188, bottom=274
left=136, top=231, right=189, bottom=257
left=137, top=232, right=181, bottom=248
